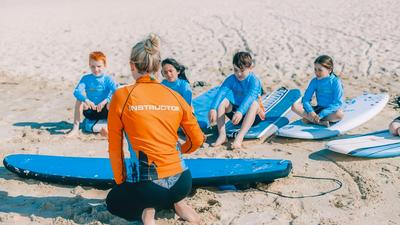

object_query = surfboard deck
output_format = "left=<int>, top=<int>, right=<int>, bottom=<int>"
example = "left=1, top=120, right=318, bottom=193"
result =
left=225, top=87, right=301, bottom=141
left=193, top=86, right=301, bottom=140
left=277, top=93, right=389, bottom=139
left=326, top=130, right=400, bottom=158
left=3, top=154, right=292, bottom=188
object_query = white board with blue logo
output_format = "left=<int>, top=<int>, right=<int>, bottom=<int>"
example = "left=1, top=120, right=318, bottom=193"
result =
left=277, top=93, right=389, bottom=139
left=326, top=130, right=400, bottom=158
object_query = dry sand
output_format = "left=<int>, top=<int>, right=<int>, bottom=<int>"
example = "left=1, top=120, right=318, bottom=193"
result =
left=0, top=0, right=399, bottom=224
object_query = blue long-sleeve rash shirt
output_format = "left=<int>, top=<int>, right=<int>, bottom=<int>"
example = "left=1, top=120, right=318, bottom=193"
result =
left=211, top=73, right=262, bottom=115
left=73, top=73, right=118, bottom=105
left=161, top=78, right=192, bottom=105
left=302, top=74, right=344, bottom=119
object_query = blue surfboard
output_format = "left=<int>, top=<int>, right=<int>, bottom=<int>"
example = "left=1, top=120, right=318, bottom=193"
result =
left=193, top=86, right=301, bottom=140
left=3, top=154, right=292, bottom=188
left=193, top=86, right=234, bottom=129
left=225, top=87, right=301, bottom=140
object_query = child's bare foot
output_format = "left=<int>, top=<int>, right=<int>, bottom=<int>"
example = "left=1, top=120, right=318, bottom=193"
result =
left=230, top=141, right=243, bottom=150
left=99, top=127, right=108, bottom=137
left=211, top=136, right=227, bottom=147
left=318, top=120, right=330, bottom=127
left=174, top=201, right=200, bottom=223
left=67, top=126, right=80, bottom=136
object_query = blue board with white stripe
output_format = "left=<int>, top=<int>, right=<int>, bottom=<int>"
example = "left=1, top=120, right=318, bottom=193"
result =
left=3, top=154, right=292, bottom=188
left=226, top=88, right=301, bottom=139
left=193, top=87, right=301, bottom=139
left=326, top=130, right=400, bottom=158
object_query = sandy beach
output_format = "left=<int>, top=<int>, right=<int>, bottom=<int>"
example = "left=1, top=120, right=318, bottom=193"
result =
left=1, top=0, right=399, bottom=224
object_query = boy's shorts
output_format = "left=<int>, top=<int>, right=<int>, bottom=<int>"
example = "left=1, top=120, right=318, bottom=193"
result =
left=225, top=104, right=263, bottom=126
left=83, top=107, right=108, bottom=120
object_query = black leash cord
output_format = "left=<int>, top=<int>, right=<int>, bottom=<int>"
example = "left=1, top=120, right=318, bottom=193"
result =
left=255, top=175, right=343, bottom=199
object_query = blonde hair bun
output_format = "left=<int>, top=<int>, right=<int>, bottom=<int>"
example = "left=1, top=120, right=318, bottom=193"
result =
left=144, top=33, right=160, bottom=55
left=130, top=33, right=161, bottom=74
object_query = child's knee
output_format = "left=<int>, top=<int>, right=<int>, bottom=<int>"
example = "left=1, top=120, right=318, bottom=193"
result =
left=292, top=102, right=302, bottom=111
left=389, top=121, right=399, bottom=135
left=336, top=110, right=344, bottom=119
left=250, top=100, right=259, bottom=108
left=218, top=99, right=231, bottom=111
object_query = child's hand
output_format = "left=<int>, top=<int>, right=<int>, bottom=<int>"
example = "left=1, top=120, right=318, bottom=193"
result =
left=310, top=112, right=320, bottom=123
left=232, top=112, right=243, bottom=125
left=84, top=100, right=96, bottom=110
left=209, top=110, right=217, bottom=125
left=96, top=100, right=107, bottom=112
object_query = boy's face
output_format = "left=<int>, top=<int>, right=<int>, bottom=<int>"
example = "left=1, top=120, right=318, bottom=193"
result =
left=162, top=64, right=179, bottom=82
left=90, top=59, right=106, bottom=76
left=314, top=63, right=330, bottom=79
left=233, top=65, right=251, bottom=80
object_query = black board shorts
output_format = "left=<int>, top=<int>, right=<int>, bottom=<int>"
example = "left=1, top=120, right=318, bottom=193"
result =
left=83, top=107, right=108, bottom=120
left=225, top=104, right=262, bottom=126
left=106, top=169, right=192, bottom=221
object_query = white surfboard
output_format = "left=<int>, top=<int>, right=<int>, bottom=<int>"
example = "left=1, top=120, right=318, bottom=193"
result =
left=326, top=130, right=400, bottom=158
left=277, top=93, right=389, bottom=139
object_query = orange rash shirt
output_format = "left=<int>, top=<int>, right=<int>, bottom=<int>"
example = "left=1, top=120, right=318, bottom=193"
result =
left=108, top=74, right=205, bottom=185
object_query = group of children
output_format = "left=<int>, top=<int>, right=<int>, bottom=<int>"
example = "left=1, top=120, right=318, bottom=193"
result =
left=69, top=51, right=398, bottom=149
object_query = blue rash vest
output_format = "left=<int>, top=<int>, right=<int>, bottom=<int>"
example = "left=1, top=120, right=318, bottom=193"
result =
left=302, top=74, right=344, bottom=119
left=73, top=73, right=118, bottom=105
left=211, top=73, right=262, bottom=115
left=161, top=78, right=192, bottom=105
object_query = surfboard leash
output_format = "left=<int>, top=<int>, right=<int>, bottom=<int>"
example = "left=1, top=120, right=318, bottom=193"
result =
left=255, top=175, right=343, bottom=199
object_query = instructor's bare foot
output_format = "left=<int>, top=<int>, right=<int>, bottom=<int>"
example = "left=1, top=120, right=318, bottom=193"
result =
left=142, top=208, right=156, bottom=225
left=174, top=200, right=200, bottom=223
left=211, top=136, right=227, bottom=147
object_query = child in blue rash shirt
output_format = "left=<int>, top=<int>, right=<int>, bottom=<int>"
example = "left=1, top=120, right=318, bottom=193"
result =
left=291, top=55, right=344, bottom=127
left=69, top=51, right=118, bottom=136
left=209, top=52, right=265, bottom=149
left=161, top=58, right=192, bottom=105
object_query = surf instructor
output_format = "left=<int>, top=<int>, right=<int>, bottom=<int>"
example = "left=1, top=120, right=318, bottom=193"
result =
left=106, top=33, right=204, bottom=224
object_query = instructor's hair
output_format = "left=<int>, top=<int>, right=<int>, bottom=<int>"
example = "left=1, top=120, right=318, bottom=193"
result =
left=161, top=58, right=190, bottom=83
left=314, top=55, right=334, bottom=75
left=130, top=34, right=161, bottom=74
left=89, top=51, right=107, bottom=66
left=233, top=52, right=253, bottom=70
